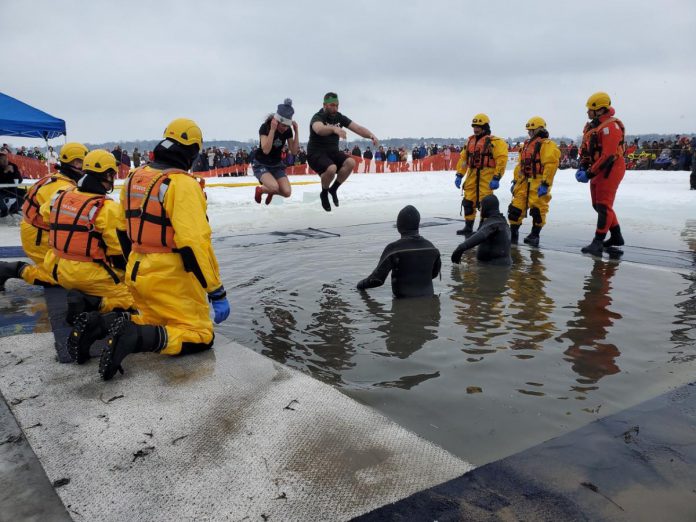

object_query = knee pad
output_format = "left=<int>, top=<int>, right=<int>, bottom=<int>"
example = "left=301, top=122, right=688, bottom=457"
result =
left=596, top=204, right=608, bottom=231
left=507, top=205, right=523, bottom=222
left=463, top=199, right=474, bottom=216
left=530, top=207, right=542, bottom=225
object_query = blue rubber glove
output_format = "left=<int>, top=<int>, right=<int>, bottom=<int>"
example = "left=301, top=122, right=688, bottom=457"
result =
left=575, top=169, right=589, bottom=183
left=489, top=176, right=500, bottom=190
left=537, top=182, right=549, bottom=197
left=208, top=287, right=230, bottom=324
left=454, top=174, right=463, bottom=189
left=510, top=180, right=515, bottom=194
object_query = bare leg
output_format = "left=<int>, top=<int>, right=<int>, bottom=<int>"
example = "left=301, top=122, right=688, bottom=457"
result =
left=277, top=176, right=292, bottom=198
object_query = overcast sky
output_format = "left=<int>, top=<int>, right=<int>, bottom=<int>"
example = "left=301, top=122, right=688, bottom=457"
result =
left=3, top=0, right=695, bottom=147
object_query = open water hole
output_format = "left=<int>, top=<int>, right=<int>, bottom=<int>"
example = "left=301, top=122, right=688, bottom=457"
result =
left=216, top=219, right=696, bottom=465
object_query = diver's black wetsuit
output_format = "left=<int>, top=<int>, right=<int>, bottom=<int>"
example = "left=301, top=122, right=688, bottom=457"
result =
left=451, top=194, right=511, bottom=266
left=357, top=205, right=441, bottom=298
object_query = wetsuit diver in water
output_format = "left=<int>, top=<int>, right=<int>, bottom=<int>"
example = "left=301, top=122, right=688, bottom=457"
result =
left=451, top=194, right=511, bottom=266
left=357, top=205, right=441, bottom=298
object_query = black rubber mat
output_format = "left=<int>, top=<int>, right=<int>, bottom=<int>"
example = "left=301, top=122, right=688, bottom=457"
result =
left=214, top=227, right=341, bottom=248
left=355, top=381, right=696, bottom=521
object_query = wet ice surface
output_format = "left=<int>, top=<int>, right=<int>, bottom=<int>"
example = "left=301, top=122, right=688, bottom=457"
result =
left=2, top=169, right=696, bottom=466
left=216, top=219, right=696, bottom=465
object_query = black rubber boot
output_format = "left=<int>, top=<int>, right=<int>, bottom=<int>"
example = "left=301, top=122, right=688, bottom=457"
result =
left=456, top=220, right=474, bottom=237
left=581, top=238, right=605, bottom=257
left=329, top=181, right=341, bottom=207
left=65, top=290, right=102, bottom=326
left=523, top=226, right=542, bottom=248
left=0, top=261, right=27, bottom=291
left=320, top=189, right=331, bottom=212
left=510, top=225, right=520, bottom=244
left=603, top=226, right=625, bottom=248
left=99, top=317, right=165, bottom=381
left=67, top=311, right=124, bottom=364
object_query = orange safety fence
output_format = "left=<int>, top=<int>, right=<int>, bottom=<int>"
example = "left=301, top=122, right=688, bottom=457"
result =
left=9, top=151, right=464, bottom=182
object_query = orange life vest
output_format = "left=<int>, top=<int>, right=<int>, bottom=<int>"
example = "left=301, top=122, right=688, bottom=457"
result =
left=49, top=189, right=107, bottom=263
left=124, top=167, right=205, bottom=254
left=466, top=135, right=497, bottom=169
left=581, top=117, right=625, bottom=165
left=519, top=137, right=544, bottom=177
left=22, top=175, right=64, bottom=230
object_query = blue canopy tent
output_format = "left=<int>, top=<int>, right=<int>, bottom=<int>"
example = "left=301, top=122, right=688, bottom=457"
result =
left=0, top=92, right=66, bottom=139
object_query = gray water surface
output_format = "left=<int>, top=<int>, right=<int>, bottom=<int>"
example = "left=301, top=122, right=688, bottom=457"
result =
left=217, top=219, right=696, bottom=465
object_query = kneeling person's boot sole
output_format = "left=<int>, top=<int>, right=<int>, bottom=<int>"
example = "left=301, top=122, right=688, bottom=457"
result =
left=68, top=311, right=108, bottom=364
left=99, top=318, right=165, bottom=381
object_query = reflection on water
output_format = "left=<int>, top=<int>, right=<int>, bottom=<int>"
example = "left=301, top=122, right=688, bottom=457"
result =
left=557, top=260, right=622, bottom=386
left=361, top=294, right=441, bottom=360
left=304, top=283, right=357, bottom=384
left=673, top=220, right=696, bottom=361
left=0, top=286, right=51, bottom=337
left=450, top=259, right=510, bottom=353
left=507, top=249, right=555, bottom=355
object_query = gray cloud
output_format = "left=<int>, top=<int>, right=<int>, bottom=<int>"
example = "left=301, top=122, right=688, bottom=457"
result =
left=3, top=0, right=695, bottom=147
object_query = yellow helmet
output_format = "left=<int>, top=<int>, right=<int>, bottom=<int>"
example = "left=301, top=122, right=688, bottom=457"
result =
left=472, top=113, right=490, bottom=126
left=586, top=92, right=611, bottom=110
left=82, top=149, right=118, bottom=175
left=163, top=118, right=203, bottom=149
left=525, top=116, right=547, bottom=130
left=59, top=142, right=88, bottom=164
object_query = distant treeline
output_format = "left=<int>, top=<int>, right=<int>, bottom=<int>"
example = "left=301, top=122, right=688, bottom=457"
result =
left=86, top=133, right=695, bottom=152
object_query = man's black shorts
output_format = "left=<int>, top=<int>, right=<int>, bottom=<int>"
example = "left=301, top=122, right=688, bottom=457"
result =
left=307, top=150, right=349, bottom=175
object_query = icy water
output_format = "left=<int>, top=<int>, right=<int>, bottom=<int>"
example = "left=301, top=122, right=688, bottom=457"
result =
left=217, top=219, right=696, bottom=465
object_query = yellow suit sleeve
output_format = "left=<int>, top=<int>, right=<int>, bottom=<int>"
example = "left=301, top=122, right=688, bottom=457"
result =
left=455, top=148, right=468, bottom=175
left=165, top=174, right=222, bottom=293
left=513, top=157, right=522, bottom=182
left=96, top=200, right=127, bottom=257
left=491, top=138, right=509, bottom=179
left=540, top=140, right=561, bottom=185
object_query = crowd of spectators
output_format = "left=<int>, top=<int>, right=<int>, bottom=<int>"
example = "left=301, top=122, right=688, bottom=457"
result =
left=623, top=136, right=695, bottom=171
left=2, top=134, right=695, bottom=180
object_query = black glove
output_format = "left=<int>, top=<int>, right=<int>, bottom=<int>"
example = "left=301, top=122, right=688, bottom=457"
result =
left=451, top=246, right=464, bottom=264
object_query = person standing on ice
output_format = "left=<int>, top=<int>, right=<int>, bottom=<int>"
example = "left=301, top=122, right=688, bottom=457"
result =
left=307, top=92, right=379, bottom=211
left=575, top=92, right=626, bottom=256
left=451, top=194, right=511, bottom=266
left=357, top=205, right=441, bottom=298
left=252, top=99, right=299, bottom=205
left=92, top=118, right=230, bottom=381
left=454, top=114, right=508, bottom=238
left=508, top=116, right=560, bottom=247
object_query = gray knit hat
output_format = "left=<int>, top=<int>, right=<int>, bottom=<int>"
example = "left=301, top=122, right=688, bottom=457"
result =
left=275, top=98, right=294, bottom=126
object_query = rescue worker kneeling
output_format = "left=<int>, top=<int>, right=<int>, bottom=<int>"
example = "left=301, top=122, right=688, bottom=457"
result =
left=508, top=117, right=560, bottom=247
left=451, top=194, right=511, bottom=266
left=0, top=142, right=88, bottom=292
left=98, top=118, right=230, bottom=381
left=43, top=150, right=135, bottom=363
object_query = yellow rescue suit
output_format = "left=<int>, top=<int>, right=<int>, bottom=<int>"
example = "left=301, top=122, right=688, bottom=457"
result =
left=508, top=137, right=560, bottom=228
left=41, top=190, right=134, bottom=313
left=19, top=173, right=77, bottom=286
left=121, top=166, right=222, bottom=355
left=456, top=134, right=508, bottom=222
